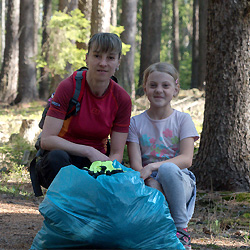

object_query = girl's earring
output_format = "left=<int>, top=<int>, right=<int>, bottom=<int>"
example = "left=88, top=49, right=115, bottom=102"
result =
left=116, top=66, right=119, bottom=71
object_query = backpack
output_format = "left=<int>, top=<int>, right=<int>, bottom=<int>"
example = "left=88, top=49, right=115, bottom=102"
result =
left=29, top=67, right=118, bottom=197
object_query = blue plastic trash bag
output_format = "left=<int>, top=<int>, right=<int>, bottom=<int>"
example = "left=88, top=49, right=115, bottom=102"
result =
left=30, top=160, right=185, bottom=250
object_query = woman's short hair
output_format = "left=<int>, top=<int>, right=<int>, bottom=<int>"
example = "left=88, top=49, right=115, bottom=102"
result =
left=88, top=33, right=122, bottom=59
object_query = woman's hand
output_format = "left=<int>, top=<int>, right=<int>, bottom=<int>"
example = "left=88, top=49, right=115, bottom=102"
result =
left=86, top=146, right=110, bottom=162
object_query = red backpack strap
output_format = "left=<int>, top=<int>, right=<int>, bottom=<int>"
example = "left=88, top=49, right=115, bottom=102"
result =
left=65, top=70, right=86, bottom=119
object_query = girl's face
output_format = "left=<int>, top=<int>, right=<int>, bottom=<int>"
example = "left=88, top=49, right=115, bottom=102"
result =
left=86, top=47, right=120, bottom=83
left=144, top=71, right=178, bottom=109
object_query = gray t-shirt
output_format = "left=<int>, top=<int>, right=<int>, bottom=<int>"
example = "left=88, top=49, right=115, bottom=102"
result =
left=127, top=109, right=199, bottom=167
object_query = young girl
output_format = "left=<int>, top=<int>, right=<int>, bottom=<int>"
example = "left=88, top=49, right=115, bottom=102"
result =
left=127, top=62, right=199, bottom=250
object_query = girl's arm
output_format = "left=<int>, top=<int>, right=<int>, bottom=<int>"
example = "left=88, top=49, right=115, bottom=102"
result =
left=140, top=137, right=195, bottom=180
left=127, top=142, right=144, bottom=172
left=109, top=131, right=128, bottom=163
left=41, top=116, right=110, bottom=162
left=127, top=141, right=166, bottom=196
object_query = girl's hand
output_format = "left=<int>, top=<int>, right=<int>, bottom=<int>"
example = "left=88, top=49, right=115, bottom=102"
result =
left=140, top=164, right=154, bottom=180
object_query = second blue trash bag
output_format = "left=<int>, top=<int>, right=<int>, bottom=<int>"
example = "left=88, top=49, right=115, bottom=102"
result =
left=30, top=160, right=185, bottom=250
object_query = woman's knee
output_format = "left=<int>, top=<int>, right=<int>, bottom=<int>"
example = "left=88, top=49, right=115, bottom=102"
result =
left=46, top=150, right=71, bottom=165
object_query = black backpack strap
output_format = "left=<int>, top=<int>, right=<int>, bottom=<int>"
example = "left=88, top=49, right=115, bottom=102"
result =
left=29, top=157, right=43, bottom=197
left=65, top=70, right=84, bottom=119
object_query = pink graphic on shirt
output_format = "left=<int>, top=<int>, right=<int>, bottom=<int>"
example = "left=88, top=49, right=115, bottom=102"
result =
left=150, top=150, right=157, bottom=157
left=159, top=148, right=169, bottom=157
left=163, top=128, right=173, bottom=138
left=149, top=138, right=156, bottom=144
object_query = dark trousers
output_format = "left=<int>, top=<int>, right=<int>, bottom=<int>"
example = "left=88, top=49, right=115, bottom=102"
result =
left=36, top=150, right=92, bottom=189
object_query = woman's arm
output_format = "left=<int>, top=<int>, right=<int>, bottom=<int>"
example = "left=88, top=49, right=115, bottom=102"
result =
left=41, top=116, right=110, bottom=162
left=109, top=131, right=128, bottom=163
left=127, top=142, right=144, bottom=172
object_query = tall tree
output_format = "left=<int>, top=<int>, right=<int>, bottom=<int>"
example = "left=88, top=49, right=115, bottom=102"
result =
left=0, top=0, right=20, bottom=103
left=192, top=0, right=250, bottom=191
left=78, top=0, right=92, bottom=21
left=115, top=0, right=137, bottom=97
left=137, top=0, right=163, bottom=96
left=91, top=0, right=111, bottom=35
left=15, top=0, right=37, bottom=103
left=111, top=0, right=118, bottom=26
left=198, top=0, right=208, bottom=90
left=191, top=0, right=199, bottom=88
left=39, top=0, right=52, bottom=100
left=50, top=0, right=78, bottom=93
left=172, top=0, right=180, bottom=71
left=78, top=0, right=92, bottom=50
left=1, top=0, right=6, bottom=61
left=59, top=0, right=78, bottom=12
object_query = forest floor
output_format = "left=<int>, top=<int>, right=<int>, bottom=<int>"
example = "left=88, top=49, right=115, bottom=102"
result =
left=0, top=89, right=250, bottom=250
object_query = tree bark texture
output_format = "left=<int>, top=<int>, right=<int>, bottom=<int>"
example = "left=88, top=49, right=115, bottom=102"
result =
left=137, top=0, right=163, bottom=96
left=191, top=0, right=199, bottom=88
left=50, top=0, right=78, bottom=94
left=59, top=0, right=78, bottom=12
left=0, top=0, right=20, bottom=103
left=78, top=0, right=92, bottom=21
left=77, top=0, right=92, bottom=50
left=198, top=0, right=207, bottom=90
left=1, top=0, right=6, bottom=60
left=115, top=0, right=137, bottom=97
left=15, top=0, right=37, bottom=103
left=192, top=0, right=250, bottom=191
left=172, top=0, right=180, bottom=71
left=39, top=0, right=52, bottom=100
left=111, top=0, right=118, bottom=26
left=91, top=0, right=111, bottom=35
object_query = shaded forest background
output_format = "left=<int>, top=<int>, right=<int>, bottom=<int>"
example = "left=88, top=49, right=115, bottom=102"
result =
left=0, top=0, right=249, bottom=192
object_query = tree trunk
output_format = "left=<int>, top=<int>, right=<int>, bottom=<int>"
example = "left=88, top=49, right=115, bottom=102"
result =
left=78, top=0, right=92, bottom=50
left=39, top=0, right=52, bottom=100
left=15, top=0, right=37, bottom=104
left=172, top=0, right=179, bottom=71
left=111, top=0, right=118, bottom=26
left=198, top=0, right=207, bottom=90
left=59, top=0, right=78, bottom=12
left=1, top=0, right=6, bottom=61
left=0, top=0, right=20, bottom=104
left=78, top=0, right=92, bottom=21
left=115, top=0, right=137, bottom=98
left=137, top=0, right=163, bottom=96
left=191, top=0, right=199, bottom=88
left=50, top=0, right=78, bottom=94
left=192, top=0, right=250, bottom=191
left=91, top=0, right=111, bottom=35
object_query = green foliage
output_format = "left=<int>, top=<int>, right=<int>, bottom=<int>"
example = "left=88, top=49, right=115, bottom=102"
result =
left=110, top=26, right=131, bottom=56
left=160, top=0, right=173, bottom=63
left=36, top=9, right=90, bottom=76
left=179, top=51, right=192, bottom=89
left=122, top=144, right=129, bottom=166
left=0, top=183, right=32, bottom=197
left=222, top=192, right=250, bottom=203
left=36, top=9, right=130, bottom=78
left=0, top=135, right=34, bottom=171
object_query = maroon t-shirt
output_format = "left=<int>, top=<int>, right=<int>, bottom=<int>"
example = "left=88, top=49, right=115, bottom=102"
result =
left=47, top=71, right=132, bottom=153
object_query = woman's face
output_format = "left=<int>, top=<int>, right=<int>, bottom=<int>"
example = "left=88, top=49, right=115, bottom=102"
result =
left=86, top=46, right=120, bottom=83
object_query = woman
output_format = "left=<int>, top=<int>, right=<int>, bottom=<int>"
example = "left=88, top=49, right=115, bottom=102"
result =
left=37, top=33, right=132, bottom=189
